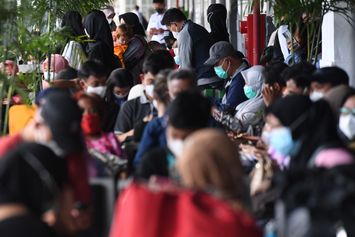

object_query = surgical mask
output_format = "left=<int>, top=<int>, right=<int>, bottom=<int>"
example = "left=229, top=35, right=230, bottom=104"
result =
left=172, top=31, right=179, bottom=39
left=339, top=114, right=355, bottom=140
left=145, top=84, right=154, bottom=98
left=310, top=91, right=324, bottom=102
left=114, top=92, right=128, bottom=99
left=107, top=18, right=113, bottom=24
left=269, top=127, right=294, bottom=156
left=43, top=72, right=57, bottom=81
left=167, top=138, right=184, bottom=157
left=174, top=56, right=180, bottom=65
left=87, top=86, right=106, bottom=98
left=244, top=85, right=257, bottom=99
left=214, top=60, right=230, bottom=79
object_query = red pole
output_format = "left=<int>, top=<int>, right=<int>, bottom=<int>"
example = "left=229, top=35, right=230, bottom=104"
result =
left=176, top=0, right=179, bottom=8
left=252, top=0, right=260, bottom=65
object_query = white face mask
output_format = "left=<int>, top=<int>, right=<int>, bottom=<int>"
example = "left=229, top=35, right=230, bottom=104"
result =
left=172, top=31, right=179, bottom=40
left=87, top=86, right=106, bottom=98
left=167, top=138, right=184, bottom=157
left=43, top=72, right=57, bottom=81
left=310, top=91, right=324, bottom=102
left=339, top=114, right=355, bottom=140
left=145, top=84, right=154, bottom=98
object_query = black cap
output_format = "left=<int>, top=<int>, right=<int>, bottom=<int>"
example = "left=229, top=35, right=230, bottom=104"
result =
left=39, top=91, right=84, bottom=154
left=204, top=41, right=241, bottom=66
left=153, top=0, right=165, bottom=3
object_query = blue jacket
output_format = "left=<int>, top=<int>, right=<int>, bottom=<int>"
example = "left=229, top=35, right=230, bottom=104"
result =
left=134, top=116, right=167, bottom=167
left=218, top=63, right=249, bottom=114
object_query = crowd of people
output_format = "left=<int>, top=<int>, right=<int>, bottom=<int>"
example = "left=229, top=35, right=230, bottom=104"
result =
left=0, top=0, right=355, bottom=236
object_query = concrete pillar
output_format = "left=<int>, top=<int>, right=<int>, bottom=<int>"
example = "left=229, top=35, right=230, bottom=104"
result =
left=320, top=10, right=355, bottom=87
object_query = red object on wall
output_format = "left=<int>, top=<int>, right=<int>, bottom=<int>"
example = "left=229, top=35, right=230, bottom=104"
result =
left=239, top=14, right=266, bottom=65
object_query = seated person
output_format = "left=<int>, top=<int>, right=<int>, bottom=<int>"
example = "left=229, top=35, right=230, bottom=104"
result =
left=78, top=60, right=108, bottom=98
left=77, top=93, right=125, bottom=177
left=103, top=68, right=134, bottom=132
left=213, top=66, right=266, bottom=136
left=167, top=69, right=197, bottom=99
left=135, top=91, right=212, bottom=179
left=261, top=62, right=288, bottom=107
left=41, top=54, right=69, bottom=89
left=281, top=62, right=315, bottom=96
left=310, top=66, right=349, bottom=101
left=114, top=50, right=175, bottom=142
left=204, top=41, right=249, bottom=114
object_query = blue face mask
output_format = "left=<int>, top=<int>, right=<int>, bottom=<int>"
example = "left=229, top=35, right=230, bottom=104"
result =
left=214, top=60, right=230, bottom=79
left=174, top=56, right=180, bottom=65
left=244, top=86, right=257, bottom=99
left=114, top=93, right=127, bottom=106
left=269, top=127, right=295, bottom=156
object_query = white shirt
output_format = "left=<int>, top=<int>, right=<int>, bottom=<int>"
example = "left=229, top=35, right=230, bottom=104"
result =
left=147, top=12, right=169, bottom=44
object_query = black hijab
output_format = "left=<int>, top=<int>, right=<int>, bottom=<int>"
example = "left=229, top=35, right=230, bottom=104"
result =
left=119, top=12, right=146, bottom=37
left=0, top=143, right=67, bottom=217
left=84, top=10, right=114, bottom=52
left=207, top=4, right=229, bottom=44
left=61, top=11, right=85, bottom=37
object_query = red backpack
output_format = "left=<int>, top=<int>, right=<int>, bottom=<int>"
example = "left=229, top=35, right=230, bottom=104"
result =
left=110, top=182, right=262, bottom=237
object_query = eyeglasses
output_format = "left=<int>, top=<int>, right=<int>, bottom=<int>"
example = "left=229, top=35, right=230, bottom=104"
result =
left=340, top=107, right=355, bottom=115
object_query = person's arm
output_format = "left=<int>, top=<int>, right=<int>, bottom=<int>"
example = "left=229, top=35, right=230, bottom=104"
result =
left=133, top=120, right=157, bottom=167
left=178, top=29, right=193, bottom=69
left=220, top=74, right=248, bottom=113
left=114, top=101, right=134, bottom=135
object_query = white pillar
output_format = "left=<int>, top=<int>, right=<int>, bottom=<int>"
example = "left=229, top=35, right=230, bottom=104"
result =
left=320, top=10, right=355, bottom=87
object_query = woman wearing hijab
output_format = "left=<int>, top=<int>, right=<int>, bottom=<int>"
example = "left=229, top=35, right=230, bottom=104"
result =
left=61, top=11, right=88, bottom=70
left=214, top=65, right=265, bottom=135
left=119, top=12, right=149, bottom=84
left=177, top=129, right=251, bottom=211
left=0, top=143, right=67, bottom=237
left=207, top=4, right=230, bottom=44
left=337, top=90, right=355, bottom=151
left=84, top=10, right=120, bottom=73
left=264, top=95, right=354, bottom=170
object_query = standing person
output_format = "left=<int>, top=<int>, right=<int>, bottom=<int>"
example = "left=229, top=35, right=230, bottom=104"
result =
left=147, top=0, right=169, bottom=45
left=83, top=10, right=120, bottom=73
left=119, top=12, right=149, bottom=83
left=207, top=4, right=230, bottom=44
left=61, top=11, right=88, bottom=70
left=133, top=5, right=148, bottom=30
left=102, top=6, right=117, bottom=31
left=161, top=8, right=216, bottom=80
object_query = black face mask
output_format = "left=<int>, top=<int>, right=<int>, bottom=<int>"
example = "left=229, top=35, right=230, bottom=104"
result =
left=156, top=8, right=164, bottom=14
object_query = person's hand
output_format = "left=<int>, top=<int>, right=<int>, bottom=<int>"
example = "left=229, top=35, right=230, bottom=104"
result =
left=211, top=107, right=222, bottom=121
left=116, top=130, right=134, bottom=143
left=143, top=113, right=154, bottom=123
left=262, top=85, right=280, bottom=107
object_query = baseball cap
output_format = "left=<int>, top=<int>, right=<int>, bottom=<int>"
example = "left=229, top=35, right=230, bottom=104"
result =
left=39, top=91, right=85, bottom=154
left=204, top=41, right=242, bottom=66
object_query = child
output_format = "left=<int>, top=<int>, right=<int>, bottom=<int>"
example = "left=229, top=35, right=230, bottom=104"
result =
left=113, top=24, right=134, bottom=68
left=76, top=92, right=126, bottom=177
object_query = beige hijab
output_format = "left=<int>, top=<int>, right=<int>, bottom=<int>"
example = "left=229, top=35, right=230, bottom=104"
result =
left=177, top=129, right=244, bottom=205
